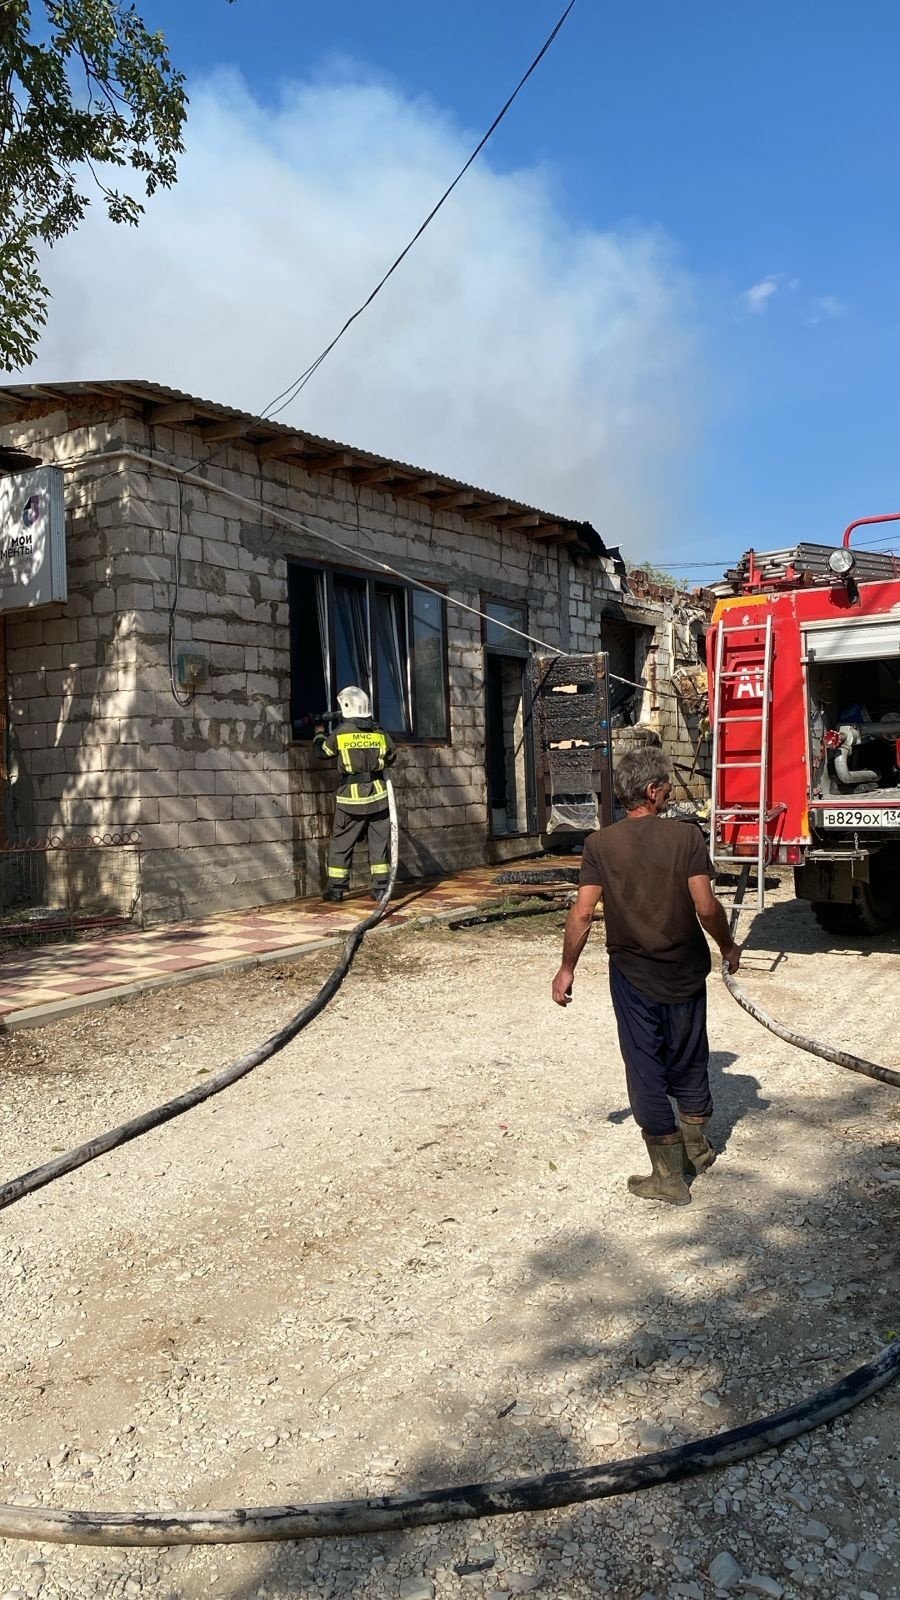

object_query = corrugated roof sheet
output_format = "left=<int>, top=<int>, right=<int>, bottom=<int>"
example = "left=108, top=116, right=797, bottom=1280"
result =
left=0, top=378, right=616, bottom=562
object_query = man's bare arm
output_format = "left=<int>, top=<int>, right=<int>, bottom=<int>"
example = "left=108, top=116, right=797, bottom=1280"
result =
left=688, top=873, right=741, bottom=973
left=552, top=884, right=603, bottom=1005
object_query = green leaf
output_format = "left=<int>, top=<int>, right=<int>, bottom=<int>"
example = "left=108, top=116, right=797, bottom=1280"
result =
left=0, top=0, right=231, bottom=367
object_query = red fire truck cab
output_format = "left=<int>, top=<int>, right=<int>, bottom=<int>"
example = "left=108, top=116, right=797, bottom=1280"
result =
left=706, top=519, right=900, bottom=934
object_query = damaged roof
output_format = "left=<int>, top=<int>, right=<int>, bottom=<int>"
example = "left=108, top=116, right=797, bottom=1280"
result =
left=0, top=378, right=619, bottom=563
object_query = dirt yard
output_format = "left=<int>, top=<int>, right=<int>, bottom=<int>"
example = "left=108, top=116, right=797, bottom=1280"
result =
left=0, top=887, right=898, bottom=1600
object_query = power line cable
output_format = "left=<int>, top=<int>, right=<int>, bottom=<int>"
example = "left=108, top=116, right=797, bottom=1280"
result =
left=260, top=0, right=577, bottom=421
left=59, top=446, right=687, bottom=701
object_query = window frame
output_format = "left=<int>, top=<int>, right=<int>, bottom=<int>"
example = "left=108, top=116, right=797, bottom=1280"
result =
left=480, top=592, right=531, bottom=657
left=288, top=558, right=451, bottom=746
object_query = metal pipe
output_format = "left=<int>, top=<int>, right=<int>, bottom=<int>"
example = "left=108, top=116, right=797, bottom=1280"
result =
left=833, top=747, right=879, bottom=786
left=842, top=511, right=900, bottom=548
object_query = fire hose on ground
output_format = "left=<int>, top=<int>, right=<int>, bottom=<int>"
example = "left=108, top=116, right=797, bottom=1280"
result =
left=0, top=802, right=898, bottom=1547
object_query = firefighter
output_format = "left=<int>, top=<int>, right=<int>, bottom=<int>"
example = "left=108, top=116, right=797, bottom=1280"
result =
left=314, top=686, right=396, bottom=902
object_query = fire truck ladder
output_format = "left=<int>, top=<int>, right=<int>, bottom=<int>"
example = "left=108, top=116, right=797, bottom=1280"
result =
left=709, top=612, right=776, bottom=917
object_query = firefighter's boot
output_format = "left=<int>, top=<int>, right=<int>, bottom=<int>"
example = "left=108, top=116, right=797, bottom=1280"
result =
left=680, top=1117, right=717, bottom=1177
left=323, top=886, right=345, bottom=904
left=371, top=884, right=389, bottom=903
left=627, top=1134, right=692, bottom=1206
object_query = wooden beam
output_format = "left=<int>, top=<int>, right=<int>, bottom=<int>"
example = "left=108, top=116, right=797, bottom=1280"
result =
left=462, top=500, right=509, bottom=522
left=199, top=418, right=252, bottom=443
left=147, top=401, right=197, bottom=425
left=350, top=465, right=412, bottom=486
left=429, top=489, right=478, bottom=511
left=401, top=477, right=443, bottom=501
left=0, top=394, right=48, bottom=418
left=24, top=385, right=65, bottom=402
left=257, top=434, right=307, bottom=461
left=301, top=450, right=356, bottom=473
left=527, top=523, right=566, bottom=541
left=501, top=513, right=541, bottom=530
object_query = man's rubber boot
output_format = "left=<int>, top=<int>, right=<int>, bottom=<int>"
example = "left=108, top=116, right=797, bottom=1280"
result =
left=371, top=884, right=389, bottom=903
left=681, top=1119, right=717, bottom=1177
left=323, top=886, right=345, bottom=903
left=627, top=1135, right=692, bottom=1206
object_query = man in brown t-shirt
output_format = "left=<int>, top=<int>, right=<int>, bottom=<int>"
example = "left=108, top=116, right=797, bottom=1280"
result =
left=551, top=746, right=741, bottom=1206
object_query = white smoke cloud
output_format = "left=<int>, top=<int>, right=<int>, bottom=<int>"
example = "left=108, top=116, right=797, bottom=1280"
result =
left=24, top=69, right=704, bottom=551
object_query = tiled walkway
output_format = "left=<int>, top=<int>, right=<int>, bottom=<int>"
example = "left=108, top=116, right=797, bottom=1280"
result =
left=0, top=862, right=574, bottom=1029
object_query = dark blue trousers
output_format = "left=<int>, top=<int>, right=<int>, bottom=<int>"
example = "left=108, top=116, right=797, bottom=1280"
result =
left=609, top=961, right=713, bottom=1137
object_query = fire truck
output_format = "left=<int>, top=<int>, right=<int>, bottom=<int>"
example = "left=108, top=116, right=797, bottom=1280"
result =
left=706, top=516, right=900, bottom=934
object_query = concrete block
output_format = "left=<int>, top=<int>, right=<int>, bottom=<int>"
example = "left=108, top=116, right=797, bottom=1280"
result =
left=43, top=618, right=79, bottom=645
left=215, top=819, right=251, bottom=846
left=203, top=537, right=240, bottom=571
left=159, top=796, right=199, bottom=824
left=208, top=673, right=248, bottom=698
left=135, top=823, right=181, bottom=851
left=196, top=794, right=234, bottom=821
left=177, top=769, right=218, bottom=796
left=26, top=748, right=69, bottom=777
left=247, top=673, right=280, bottom=699
left=178, top=821, right=217, bottom=847
left=248, top=815, right=292, bottom=845
left=255, top=794, right=288, bottom=817
left=175, top=588, right=209, bottom=615
left=140, top=768, right=181, bottom=798
left=194, top=746, right=236, bottom=771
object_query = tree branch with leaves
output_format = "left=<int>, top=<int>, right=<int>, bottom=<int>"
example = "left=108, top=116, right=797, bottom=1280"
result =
left=0, top=0, right=231, bottom=370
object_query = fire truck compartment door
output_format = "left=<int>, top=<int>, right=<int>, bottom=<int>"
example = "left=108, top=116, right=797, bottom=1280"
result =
left=803, top=616, right=900, bottom=664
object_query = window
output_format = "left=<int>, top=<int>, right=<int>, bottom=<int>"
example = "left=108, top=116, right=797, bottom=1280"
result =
left=289, top=564, right=449, bottom=741
left=484, top=598, right=529, bottom=654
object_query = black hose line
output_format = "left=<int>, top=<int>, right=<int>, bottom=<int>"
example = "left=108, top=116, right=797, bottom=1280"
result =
left=0, top=785, right=400, bottom=1217
left=0, top=1339, right=897, bottom=1547
left=1, top=817, right=898, bottom=1547
left=724, top=968, right=900, bottom=1090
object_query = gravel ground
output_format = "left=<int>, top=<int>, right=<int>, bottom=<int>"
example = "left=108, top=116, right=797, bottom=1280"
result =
left=0, top=884, right=898, bottom=1600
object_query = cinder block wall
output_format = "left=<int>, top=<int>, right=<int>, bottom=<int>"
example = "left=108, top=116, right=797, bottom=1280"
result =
left=1, top=400, right=706, bottom=922
left=1, top=403, right=624, bottom=921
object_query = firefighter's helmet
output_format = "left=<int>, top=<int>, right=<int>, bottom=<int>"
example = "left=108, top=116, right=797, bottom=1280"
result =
left=337, top=684, right=371, bottom=719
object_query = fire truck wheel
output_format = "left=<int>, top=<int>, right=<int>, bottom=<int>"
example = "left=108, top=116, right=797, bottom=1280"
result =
left=812, top=850, right=900, bottom=936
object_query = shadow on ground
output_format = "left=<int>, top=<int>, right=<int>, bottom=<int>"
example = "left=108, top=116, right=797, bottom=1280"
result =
left=183, top=1078, right=900, bottom=1600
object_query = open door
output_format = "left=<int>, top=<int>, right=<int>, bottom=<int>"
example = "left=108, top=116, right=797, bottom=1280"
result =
left=482, top=599, right=537, bottom=838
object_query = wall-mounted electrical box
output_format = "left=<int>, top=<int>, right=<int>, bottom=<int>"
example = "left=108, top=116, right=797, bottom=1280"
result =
left=177, top=651, right=208, bottom=688
left=0, top=467, right=67, bottom=612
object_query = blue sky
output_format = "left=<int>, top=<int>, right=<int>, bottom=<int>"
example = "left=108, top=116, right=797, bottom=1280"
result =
left=32, top=1, right=900, bottom=575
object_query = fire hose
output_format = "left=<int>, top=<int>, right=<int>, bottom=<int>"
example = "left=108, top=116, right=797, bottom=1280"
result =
left=0, top=814, right=898, bottom=1547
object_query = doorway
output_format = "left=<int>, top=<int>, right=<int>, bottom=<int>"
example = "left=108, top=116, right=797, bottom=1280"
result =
left=482, top=597, right=537, bottom=838
left=485, top=655, right=535, bottom=835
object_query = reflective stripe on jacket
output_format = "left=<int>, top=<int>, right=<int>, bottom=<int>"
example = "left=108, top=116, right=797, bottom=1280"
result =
left=314, top=718, right=396, bottom=809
